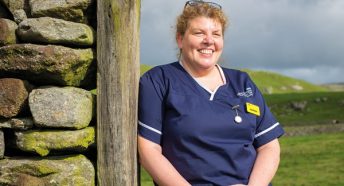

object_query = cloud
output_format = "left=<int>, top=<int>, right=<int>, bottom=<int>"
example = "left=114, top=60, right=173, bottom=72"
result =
left=141, top=0, right=344, bottom=84
left=273, top=66, right=343, bottom=84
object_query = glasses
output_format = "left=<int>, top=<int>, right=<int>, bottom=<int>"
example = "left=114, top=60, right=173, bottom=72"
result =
left=184, top=0, right=222, bottom=10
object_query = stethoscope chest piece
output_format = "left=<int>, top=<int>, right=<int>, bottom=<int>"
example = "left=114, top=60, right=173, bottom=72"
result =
left=232, top=105, right=243, bottom=124
left=234, top=115, right=242, bottom=124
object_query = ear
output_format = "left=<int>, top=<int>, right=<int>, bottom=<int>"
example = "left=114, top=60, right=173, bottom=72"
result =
left=176, top=33, right=183, bottom=49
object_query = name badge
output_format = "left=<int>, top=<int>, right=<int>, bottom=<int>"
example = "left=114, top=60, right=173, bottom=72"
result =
left=246, top=102, right=260, bottom=116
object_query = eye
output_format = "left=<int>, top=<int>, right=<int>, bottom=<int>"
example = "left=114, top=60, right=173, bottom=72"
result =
left=213, top=32, right=222, bottom=37
left=194, top=32, right=204, bottom=36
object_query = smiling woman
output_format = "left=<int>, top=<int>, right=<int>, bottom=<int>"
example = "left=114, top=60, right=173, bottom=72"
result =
left=138, top=1, right=284, bottom=186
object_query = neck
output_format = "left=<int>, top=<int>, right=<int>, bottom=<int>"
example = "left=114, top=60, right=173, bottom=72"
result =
left=180, top=60, right=225, bottom=92
left=180, top=60, right=216, bottom=78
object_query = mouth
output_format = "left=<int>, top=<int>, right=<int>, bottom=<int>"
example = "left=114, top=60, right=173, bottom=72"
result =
left=198, top=49, right=214, bottom=55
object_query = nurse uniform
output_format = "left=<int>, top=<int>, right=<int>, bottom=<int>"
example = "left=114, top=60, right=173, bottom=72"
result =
left=138, top=62, right=284, bottom=186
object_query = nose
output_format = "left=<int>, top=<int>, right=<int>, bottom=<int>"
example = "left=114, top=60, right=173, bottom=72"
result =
left=202, top=34, right=214, bottom=45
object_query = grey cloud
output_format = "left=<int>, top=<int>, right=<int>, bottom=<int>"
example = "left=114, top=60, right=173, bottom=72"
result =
left=141, top=0, right=344, bottom=84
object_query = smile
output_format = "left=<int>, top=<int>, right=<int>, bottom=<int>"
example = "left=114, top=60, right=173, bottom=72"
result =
left=199, top=49, right=213, bottom=54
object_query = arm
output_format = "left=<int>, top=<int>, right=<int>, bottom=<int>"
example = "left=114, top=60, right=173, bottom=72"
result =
left=248, top=139, right=281, bottom=186
left=138, top=136, right=191, bottom=186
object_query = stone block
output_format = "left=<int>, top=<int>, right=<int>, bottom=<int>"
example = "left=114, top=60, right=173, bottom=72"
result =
left=30, top=0, right=94, bottom=23
left=0, top=18, right=17, bottom=46
left=29, top=86, right=93, bottom=129
left=0, top=44, right=95, bottom=86
left=0, top=78, right=32, bottom=118
left=17, top=17, right=95, bottom=46
left=0, top=154, right=95, bottom=185
left=15, top=127, right=95, bottom=156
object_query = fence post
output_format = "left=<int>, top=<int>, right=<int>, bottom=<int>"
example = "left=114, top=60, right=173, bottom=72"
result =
left=97, top=0, right=140, bottom=185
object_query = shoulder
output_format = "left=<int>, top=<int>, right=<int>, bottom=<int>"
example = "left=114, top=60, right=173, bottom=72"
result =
left=140, top=62, right=180, bottom=94
left=221, top=67, right=253, bottom=84
left=141, top=62, right=180, bottom=80
left=221, top=66, right=259, bottom=98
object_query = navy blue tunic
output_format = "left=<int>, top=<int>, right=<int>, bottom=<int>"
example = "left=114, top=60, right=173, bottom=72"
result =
left=138, top=62, right=284, bottom=186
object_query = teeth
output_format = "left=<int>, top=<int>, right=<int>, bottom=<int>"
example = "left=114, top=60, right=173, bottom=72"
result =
left=199, top=49, right=212, bottom=54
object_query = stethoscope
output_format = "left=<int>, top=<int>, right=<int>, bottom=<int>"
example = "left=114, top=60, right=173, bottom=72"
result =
left=232, top=105, right=242, bottom=124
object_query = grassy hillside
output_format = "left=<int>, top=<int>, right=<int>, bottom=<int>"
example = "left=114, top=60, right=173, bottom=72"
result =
left=140, top=64, right=329, bottom=94
left=243, top=69, right=328, bottom=94
left=265, top=92, right=344, bottom=127
left=321, top=82, right=344, bottom=92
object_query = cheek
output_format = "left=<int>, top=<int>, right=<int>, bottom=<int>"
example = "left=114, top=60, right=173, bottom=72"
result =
left=215, top=40, right=224, bottom=51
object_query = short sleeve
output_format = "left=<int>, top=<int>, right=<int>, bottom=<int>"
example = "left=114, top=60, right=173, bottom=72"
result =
left=248, top=77, right=284, bottom=148
left=138, top=69, right=166, bottom=145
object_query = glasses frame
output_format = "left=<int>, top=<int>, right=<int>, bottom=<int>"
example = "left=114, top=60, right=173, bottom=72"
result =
left=184, top=0, right=222, bottom=10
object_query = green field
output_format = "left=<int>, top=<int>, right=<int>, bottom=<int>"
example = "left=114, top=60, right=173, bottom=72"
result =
left=140, top=132, right=344, bottom=186
left=265, top=92, right=344, bottom=127
left=273, top=132, right=344, bottom=186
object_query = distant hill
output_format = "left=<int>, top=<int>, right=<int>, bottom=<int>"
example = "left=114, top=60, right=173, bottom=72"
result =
left=321, top=83, right=344, bottom=92
left=140, top=64, right=329, bottom=94
left=243, top=69, right=329, bottom=94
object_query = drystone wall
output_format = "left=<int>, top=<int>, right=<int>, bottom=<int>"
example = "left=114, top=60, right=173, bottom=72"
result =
left=0, top=0, right=97, bottom=185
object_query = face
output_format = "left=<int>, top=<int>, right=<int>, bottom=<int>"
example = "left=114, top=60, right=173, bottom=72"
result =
left=177, top=16, right=224, bottom=71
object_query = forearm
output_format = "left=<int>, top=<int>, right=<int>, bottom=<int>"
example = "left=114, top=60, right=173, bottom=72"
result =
left=138, top=136, right=191, bottom=186
left=248, top=139, right=280, bottom=186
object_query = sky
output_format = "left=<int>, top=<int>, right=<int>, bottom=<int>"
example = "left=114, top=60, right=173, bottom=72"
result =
left=140, top=0, right=344, bottom=84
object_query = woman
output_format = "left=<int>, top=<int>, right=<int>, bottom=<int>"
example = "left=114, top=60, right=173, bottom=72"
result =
left=138, top=1, right=284, bottom=185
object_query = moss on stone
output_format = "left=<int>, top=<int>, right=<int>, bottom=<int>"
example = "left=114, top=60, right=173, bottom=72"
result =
left=11, top=163, right=58, bottom=176
left=0, top=154, right=95, bottom=185
left=16, top=127, right=95, bottom=156
left=61, top=48, right=94, bottom=86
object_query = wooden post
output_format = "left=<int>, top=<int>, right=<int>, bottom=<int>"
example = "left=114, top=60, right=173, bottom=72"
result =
left=97, top=0, right=140, bottom=185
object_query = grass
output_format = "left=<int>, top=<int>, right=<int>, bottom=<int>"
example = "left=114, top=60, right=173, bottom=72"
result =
left=140, top=132, right=344, bottom=186
left=264, top=92, right=344, bottom=127
left=273, top=132, right=344, bottom=186
left=140, top=168, right=153, bottom=186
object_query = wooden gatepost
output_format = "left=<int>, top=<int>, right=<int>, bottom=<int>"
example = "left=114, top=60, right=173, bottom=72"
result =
left=97, top=0, right=140, bottom=185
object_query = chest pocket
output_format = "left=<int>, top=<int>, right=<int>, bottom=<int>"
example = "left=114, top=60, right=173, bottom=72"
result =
left=211, top=96, right=258, bottom=142
left=165, top=91, right=202, bottom=115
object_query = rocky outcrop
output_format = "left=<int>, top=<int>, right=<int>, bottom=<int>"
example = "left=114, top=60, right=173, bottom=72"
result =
left=17, top=17, right=95, bottom=46
left=0, top=18, right=17, bottom=46
left=15, top=127, right=95, bottom=156
left=0, top=44, right=94, bottom=86
left=30, top=0, right=94, bottom=23
left=29, top=86, right=94, bottom=129
left=0, top=78, right=32, bottom=118
left=0, top=154, right=95, bottom=186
